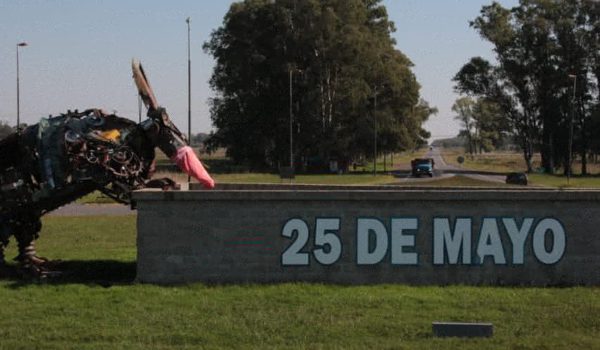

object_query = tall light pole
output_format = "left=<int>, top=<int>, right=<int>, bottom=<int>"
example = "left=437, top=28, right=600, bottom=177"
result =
left=568, top=74, right=577, bottom=184
left=289, top=68, right=302, bottom=171
left=373, top=87, right=378, bottom=177
left=186, top=17, right=191, bottom=183
left=289, top=69, right=294, bottom=170
left=16, top=42, right=28, bottom=132
left=138, top=95, right=142, bottom=123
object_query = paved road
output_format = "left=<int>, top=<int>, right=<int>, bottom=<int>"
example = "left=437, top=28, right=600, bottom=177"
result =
left=396, top=147, right=506, bottom=184
left=431, top=147, right=506, bottom=183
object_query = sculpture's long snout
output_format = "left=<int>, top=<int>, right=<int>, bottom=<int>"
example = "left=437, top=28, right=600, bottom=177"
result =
left=171, top=145, right=215, bottom=189
left=158, top=119, right=215, bottom=189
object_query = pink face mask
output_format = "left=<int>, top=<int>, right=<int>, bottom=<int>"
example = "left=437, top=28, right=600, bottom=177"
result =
left=171, top=146, right=215, bottom=189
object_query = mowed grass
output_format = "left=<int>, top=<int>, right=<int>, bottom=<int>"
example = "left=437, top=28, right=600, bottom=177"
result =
left=441, top=147, right=600, bottom=175
left=527, top=173, right=600, bottom=188
left=396, top=175, right=512, bottom=187
left=155, top=171, right=398, bottom=186
left=0, top=216, right=598, bottom=349
left=214, top=172, right=397, bottom=185
left=440, top=148, right=600, bottom=188
left=355, top=149, right=429, bottom=172
left=441, top=148, right=542, bottom=173
left=77, top=191, right=117, bottom=204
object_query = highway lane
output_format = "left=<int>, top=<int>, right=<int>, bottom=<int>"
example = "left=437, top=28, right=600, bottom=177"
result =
left=397, top=147, right=507, bottom=184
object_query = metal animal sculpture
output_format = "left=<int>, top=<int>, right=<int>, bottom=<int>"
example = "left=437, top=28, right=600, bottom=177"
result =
left=0, top=60, right=215, bottom=276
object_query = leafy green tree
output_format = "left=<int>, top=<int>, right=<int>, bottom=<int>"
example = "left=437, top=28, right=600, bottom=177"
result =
left=452, top=96, right=507, bottom=155
left=452, top=97, right=475, bottom=156
left=472, top=98, right=509, bottom=152
left=454, top=56, right=539, bottom=171
left=455, top=0, right=600, bottom=174
left=204, top=0, right=432, bottom=171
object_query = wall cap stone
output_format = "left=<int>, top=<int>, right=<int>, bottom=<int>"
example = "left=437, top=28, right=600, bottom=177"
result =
left=133, top=185, right=600, bottom=202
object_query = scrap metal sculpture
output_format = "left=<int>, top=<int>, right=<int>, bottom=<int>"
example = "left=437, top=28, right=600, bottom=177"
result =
left=0, top=60, right=214, bottom=277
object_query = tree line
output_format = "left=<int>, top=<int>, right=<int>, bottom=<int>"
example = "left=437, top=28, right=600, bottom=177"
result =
left=203, top=0, right=435, bottom=171
left=453, top=0, right=600, bottom=174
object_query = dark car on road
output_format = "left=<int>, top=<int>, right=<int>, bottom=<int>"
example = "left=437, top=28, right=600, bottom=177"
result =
left=505, top=172, right=528, bottom=185
left=411, top=158, right=435, bottom=177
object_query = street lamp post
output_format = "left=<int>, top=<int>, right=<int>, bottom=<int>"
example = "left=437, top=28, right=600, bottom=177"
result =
left=289, top=69, right=293, bottom=170
left=186, top=17, right=191, bottom=183
left=138, top=95, right=142, bottom=123
left=16, top=42, right=28, bottom=132
left=568, top=74, right=577, bottom=184
left=373, top=87, right=378, bottom=177
left=289, top=68, right=302, bottom=171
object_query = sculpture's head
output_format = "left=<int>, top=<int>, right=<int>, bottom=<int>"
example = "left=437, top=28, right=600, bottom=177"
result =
left=141, top=107, right=187, bottom=159
left=133, top=59, right=215, bottom=189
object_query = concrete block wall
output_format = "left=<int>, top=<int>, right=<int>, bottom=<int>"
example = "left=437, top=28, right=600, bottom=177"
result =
left=133, top=186, right=600, bottom=285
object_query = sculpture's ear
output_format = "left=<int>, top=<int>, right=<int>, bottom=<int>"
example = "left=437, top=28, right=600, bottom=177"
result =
left=131, top=59, right=188, bottom=157
left=132, top=59, right=159, bottom=112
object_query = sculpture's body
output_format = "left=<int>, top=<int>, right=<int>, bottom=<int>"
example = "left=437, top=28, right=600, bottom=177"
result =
left=0, top=61, right=214, bottom=276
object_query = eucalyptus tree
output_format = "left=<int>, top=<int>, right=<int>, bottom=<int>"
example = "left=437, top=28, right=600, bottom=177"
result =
left=455, top=0, right=600, bottom=174
left=204, top=0, right=432, bottom=170
left=452, top=97, right=476, bottom=156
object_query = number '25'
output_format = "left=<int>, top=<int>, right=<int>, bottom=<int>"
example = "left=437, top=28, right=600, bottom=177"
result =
left=281, top=218, right=342, bottom=266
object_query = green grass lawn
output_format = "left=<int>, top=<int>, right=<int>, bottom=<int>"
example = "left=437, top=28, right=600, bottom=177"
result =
left=151, top=171, right=399, bottom=186
left=439, top=148, right=600, bottom=176
left=441, top=147, right=542, bottom=173
left=214, top=172, right=397, bottom=185
left=0, top=216, right=598, bottom=349
left=356, top=149, right=428, bottom=172
left=528, top=173, right=600, bottom=188
left=396, top=175, right=512, bottom=187
left=439, top=148, right=600, bottom=188
left=77, top=191, right=117, bottom=204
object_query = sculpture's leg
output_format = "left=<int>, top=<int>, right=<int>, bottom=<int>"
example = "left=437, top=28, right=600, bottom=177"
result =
left=14, top=216, right=40, bottom=261
left=13, top=215, right=60, bottom=277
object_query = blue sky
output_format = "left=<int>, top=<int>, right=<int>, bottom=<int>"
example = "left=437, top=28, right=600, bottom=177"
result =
left=0, top=0, right=518, bottom=141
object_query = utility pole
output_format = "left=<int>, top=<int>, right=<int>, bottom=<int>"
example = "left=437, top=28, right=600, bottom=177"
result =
left=16, top=42, right=28, bottom=132
left=186, top=17, right=191, bottom=183
left=288, top=68, right=303, bottom=172
left=568, top=74, right=577, bottom=184
left=138, top=95, right=142, bottom=123
left=373, top=87, right=377, bottom=176
left=289, top=69, right=294, bottom=170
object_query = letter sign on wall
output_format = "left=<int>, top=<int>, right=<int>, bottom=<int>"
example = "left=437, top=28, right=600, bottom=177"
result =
left=280, top=216, right=566, bottom=267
